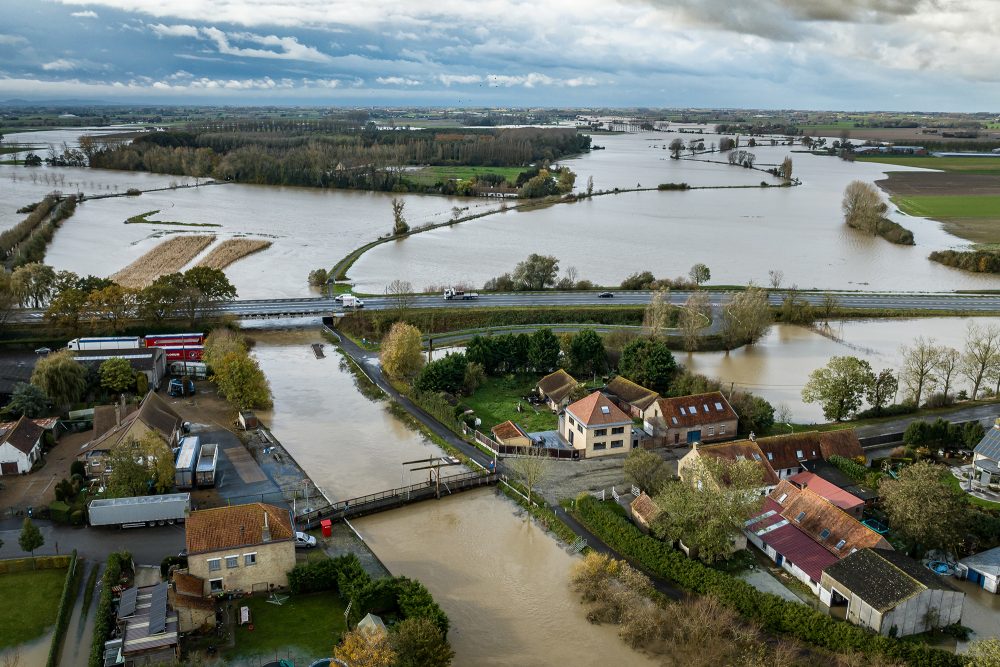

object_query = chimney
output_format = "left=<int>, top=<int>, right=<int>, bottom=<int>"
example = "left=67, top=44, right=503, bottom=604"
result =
left=261, top=511, right=271, bottom=543
left=114, top=404, right=121, bottom=428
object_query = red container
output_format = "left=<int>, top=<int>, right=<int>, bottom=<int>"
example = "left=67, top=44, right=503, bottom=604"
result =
left=320, top=519, right=332, bottom=538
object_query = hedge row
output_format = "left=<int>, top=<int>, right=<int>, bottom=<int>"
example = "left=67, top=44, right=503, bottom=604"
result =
left=46, top=550, right=80, bottom=667
left=89, top=552, right=130, bottom=667
left=287, top=554, right=450, bottom=635
left=573, top=496, right=963, bottom=667
left=0, top=554, right=71, bottom=574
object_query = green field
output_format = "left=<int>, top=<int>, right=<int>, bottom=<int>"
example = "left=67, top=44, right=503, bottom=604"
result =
left=0, top=568, right=68, bottom=648
left=892, top=194, right=1000, bottom=219
left=225, top=592, right=347, bottom=661
left=406, top=165, right=527, bottom=186
left=463, top=375, right=559, bottom=433
left=858, top=156, right=1000, bottom=174
left=797, top=122, right=857, bottom=131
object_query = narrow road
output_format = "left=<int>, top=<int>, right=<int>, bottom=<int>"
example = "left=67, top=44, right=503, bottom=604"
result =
left=855, top=400, right=1000, bottom=439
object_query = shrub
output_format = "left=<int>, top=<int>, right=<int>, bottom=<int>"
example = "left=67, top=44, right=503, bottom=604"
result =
left=90, top=552, right=131, bottom=667
left=46, top=550, right=79, bottom=667
left=855, top=402, right=917, bottom=420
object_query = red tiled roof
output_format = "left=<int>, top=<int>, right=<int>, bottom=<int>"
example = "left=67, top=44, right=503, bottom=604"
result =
left=788, top=472, right=864, bottom=512
left=185, top=503, right=293, bottom=555
left=653, top=392, right=737, bottom=429
left=630, top=492, right=661, bottom=524
left=566, top=391, right=632, bottom=427
left=771, top=480, right=890, bottom=555
left=491, top=420, right=528, bottom=441
left=764, top=523, right=839, bottom=582
left=695, top=441, right=779, bottom=486
left=755, top=430, right=864, bottom=471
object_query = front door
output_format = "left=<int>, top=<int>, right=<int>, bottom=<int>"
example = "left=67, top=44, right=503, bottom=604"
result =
left=776, top=554, right=784, bottom=567
left=687, top=430, right=701, bottom=444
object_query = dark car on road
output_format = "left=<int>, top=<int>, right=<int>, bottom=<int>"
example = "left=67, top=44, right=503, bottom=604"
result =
left=598, top=292, right=614, bottom=298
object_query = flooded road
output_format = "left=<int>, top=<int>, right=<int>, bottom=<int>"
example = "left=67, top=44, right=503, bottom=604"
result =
left=355, top=489, right=658, bottom=667
left=686, top=317, right=1000, bottom=423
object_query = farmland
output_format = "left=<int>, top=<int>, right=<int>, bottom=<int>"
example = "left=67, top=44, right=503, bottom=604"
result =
left=858, top=155, right=1000, bottom=174
left=405, top=165, right=528, bottom=187
left=111, top=234, right=215, bottom=288
left=196, top=238, right=272, bottom=270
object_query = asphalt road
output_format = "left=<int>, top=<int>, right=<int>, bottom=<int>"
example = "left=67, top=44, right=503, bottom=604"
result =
left=0, top=517, right=184, bottom=565
left=11, top=289, right=1000, bottom=322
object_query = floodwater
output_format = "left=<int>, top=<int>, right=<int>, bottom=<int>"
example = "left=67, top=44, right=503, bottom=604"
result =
left=253, top=330, right=655, bottom=665
left=686, top=316, right=1000, bottom=423
left=2, top=127, right=998, bottom=299
left=951, top=577, right=1000, bottom=652
left=355, top=490, right=658, bottom=667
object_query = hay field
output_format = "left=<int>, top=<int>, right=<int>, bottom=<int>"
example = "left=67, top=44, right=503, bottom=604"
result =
left=112, top=234, right=215, bottom=288
left=196, top=238, right=272, bottom=270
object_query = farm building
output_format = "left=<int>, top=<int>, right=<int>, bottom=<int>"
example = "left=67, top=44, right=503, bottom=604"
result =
left=754, top=430, right=864, bottom=480
left=786, top=471, right=865, bottom=518
left=536, top=369, right=579, bottom=412
left=820, top=549, right=964, bottom=637
left=603, top=376, right=659, bottom=418
left=643, top=391, right=737, bottom=447
left=629, top=492, right=661, bottom=534
left=678, top=440, right=779, bottom=492
left=77, top=392, right=182, bottom=479
left=73, top=347, right=167, bottom=389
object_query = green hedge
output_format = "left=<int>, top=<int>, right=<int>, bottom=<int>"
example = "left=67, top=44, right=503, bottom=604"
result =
left=0, top=555, right=71, bottom=574
left=89, top=552, right=130, bottom=667
left=573, top=496, right=962, bottom=667
left=46, top=550, right=79, bottom=667
left=287, top=554, right=449, bottom=635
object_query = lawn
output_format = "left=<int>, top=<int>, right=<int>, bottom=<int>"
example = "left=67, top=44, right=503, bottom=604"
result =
left=0, top=568, right=68, bottom=649
left=405, top=165, right=528, bottom=186
left=941, top=471, right=1000, bottom=509
left=892, top=194, right=1000, bottom=219
left=226, top=592, right=347, bottom=661
left=463, top=375, right=559, bottom=433
left=857, top=156, right=1000, bottom=174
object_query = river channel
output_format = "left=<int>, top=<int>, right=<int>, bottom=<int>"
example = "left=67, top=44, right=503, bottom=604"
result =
left=250, top=329, right=655, bottom=665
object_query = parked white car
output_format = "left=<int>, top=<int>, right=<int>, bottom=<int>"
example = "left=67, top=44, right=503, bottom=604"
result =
left=295, top=531, right=317, bottom=549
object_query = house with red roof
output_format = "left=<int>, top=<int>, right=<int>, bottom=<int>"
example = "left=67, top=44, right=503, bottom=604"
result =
left=643, top=391, right=738, bottom=447
left=560, top=391, right=634, bottom=458
left=787, top=471, right=865, bottom=518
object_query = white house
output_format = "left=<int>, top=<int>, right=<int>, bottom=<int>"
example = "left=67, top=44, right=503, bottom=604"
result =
left=0, top=416, right=44, bottom=475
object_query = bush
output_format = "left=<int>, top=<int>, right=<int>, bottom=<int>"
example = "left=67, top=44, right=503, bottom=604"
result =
left=930, top=249, right=1000, bottom=273
left=855, top=402, right=917, bottom=420
left=49, top=501, right=71, bottom=523
left=90, top=552, right=130, bottom=667
left=70, top=461, right=85, bottom=477
left=572, top=497, right=960, bottom=667
left=828, top=455, right=883, bottom=487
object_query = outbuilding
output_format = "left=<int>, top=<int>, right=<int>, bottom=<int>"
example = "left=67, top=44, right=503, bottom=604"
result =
left=959, top=546, right=1000, bottom=593
left=73, top=347, right=167, bottom=389
left=0, top=416, right=44, bottom=475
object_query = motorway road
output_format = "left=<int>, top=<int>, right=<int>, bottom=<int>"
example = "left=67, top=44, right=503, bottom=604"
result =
left=12, top=289, right=1000, bottom=321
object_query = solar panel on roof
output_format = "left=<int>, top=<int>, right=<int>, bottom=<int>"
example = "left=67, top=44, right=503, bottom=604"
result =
left=118, top=587, right=138, bottom=618
left=148, top=583, right=168, bottom=635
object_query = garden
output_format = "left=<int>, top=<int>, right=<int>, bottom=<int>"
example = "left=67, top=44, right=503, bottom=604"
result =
left=0, top=563, right=68, bottom=649
left=224, top=592, right=347, bottom=663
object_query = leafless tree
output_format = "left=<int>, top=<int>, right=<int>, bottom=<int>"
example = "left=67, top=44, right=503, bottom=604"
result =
left=961, top=322, right=1000, bottom=399
left=842, top=180, right=886, bottom=235
left=934, top=346, right=961, bottom=400
left=899, top=337, right=940, bottom=406
left=768, top=269, right=784, bottom=290
left=507, top=447, right=551, bottom=509
left=679, top=291, right=710, bottom=352
left=643, top=287, right=672, bottom=339
left=386, top=279, right=413, bottom=319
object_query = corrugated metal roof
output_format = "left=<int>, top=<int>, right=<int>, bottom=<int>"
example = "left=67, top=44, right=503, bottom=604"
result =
left=961, top=545, right=1000, bottom=577
left=763, top=523, right=839, bottom=582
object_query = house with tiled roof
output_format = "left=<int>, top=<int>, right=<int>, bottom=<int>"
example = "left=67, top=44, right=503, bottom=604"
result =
left=77, top=392, right=182, bottom=479
left=754, top=430, right=864, bottom=480
left=604, top=376, right=659, bottom=418
left=185, top=503, right=296, bottom=596
left=643, top=392, right=737, bottom=447
left=820, top=549, right=964, bottom=636
left=973, top=419, right=1000, bottom=484
left=491, top=420, right=531, bottom=448
left=560, top=391, right=633, bottom=458
left=629, top=492, right=661, bottom=533
left=678, top=440, right=779, bottom=491
left=744, top=480, right=891, bottom=594
left=536, top=369, right=579, bottom=412
left=0, top=416, right=45, bottom=475
left=168, top=571, right=215, bottom=632
left=787, top=471, right=865, bottom=518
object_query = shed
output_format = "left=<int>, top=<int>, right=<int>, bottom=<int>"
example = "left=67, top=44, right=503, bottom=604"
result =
left=959, top=546, right=1000, bottom=593
left=238, top=410, right=259, bottom=430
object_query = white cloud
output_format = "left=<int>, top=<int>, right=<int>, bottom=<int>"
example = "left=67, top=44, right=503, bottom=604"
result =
left=0, top=34, right=28, bottom=46
left=486, top=72, right=597, bottom=88
left=71, top=10, right=99, bottom=18
left=200, top=27, right=332, bottom=62
left=42, top=59, right=78, bottom=71
left=376, top=76, right=421, bottom=86
left=438, top=74, right=481, bottom=86
left=149, top=23, right=201, bottom=38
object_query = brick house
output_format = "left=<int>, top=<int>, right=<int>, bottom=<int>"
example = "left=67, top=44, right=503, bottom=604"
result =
left=560, top=391, right=633, bottom=458
left=185, top=503, right=296, bottom=596
left=643, top=392, right=738, bottom=447
left=754, top=430, right=864, bottom=480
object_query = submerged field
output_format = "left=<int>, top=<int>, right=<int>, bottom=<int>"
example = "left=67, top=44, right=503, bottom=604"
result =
left=196, top=238, right=272, bottom=270
left=111, top=234, right=215, bottom=288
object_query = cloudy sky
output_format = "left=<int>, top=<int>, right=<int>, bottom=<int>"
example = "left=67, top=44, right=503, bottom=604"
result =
left=1, top=0, right=998, bottom=109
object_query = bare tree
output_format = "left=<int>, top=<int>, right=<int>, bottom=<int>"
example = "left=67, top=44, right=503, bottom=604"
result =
left=679, top=291, right=710, bottom=352
left=643, top=287, right=672, bottom=339
left=391, top=198, right=409, bottom=235
left=842, top=180, right=886, bottom=235
left=961, top=322, right=1000, bottom=399
left=779, top=156, right=793, bottom=181
left=934, top=346, right=961, bottom=401
left=386, top=279, right=413, bottom=319
left=820, top=293, right=840, bottom=322
left=506, top=447, right=551, bottom=508
left=586, top=175, right=594, bottom=196
left=767, top=269, right=784, bottom=290
left=899, top=337, right=940, bottom=406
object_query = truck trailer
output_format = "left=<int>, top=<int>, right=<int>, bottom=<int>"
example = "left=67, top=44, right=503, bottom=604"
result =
left=144, top=333, right=205, bottom=348
left=443, top=288, right=479, bottom=300
left=67, top=336, right=142, bottom=351
left=88, top=493, right=190, bottom=528
left=195, top=443, right=218, bottom=487
left=174, top=436, right=201, bottom=489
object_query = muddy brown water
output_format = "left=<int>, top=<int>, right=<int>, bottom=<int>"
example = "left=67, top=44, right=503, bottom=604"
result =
left=252, top=330, right=656, bottom=665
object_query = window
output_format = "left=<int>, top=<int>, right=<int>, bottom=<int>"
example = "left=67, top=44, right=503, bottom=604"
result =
left=679, top=407, right=686, bottom=415
left=569, top=417, right=576, bottom=427
left=819, top=529, right=831, bottom=540
left=611, top=440, right=624, bottom=448
left=835, top=539, right=847, bottom=550
left=703, top=404, right=709, bottom=412
left=751, top=452, right=761, bottom=461
left=720, top=425, right=726, bottom=434
left=594, top=442, right=607, bottom=450
left=225, top=556, right=239, bottom=569
left=90, top=460, right=100, bottom=467
left=795, top=511, right=806, bottom=523
left=569, top=430, right=574, bottom=444
left=671, top=417, right=678, bottom=425
left=576, top=424, right=583, bottom=433
left=209, top=578, right=223, bottom=593
left=595, top=429, right=607, bottom=437
left=207, top=558, right=221, bottom=572
left=244, top=553, right=257, bottom=566
left=767, top=452, right=773, bottom=461
left=612, top=426, right=625, bottom=434
left=601, top=406, right=610, bottom=415
left=708, top=426, right=715, bottom=435
left=715, top=402, right=724, bottom=411
left=689, top=406, right=697, bottom=414
left=795, top=450, right=804, bottom=459
left=777, top=493, right=788, bottom=504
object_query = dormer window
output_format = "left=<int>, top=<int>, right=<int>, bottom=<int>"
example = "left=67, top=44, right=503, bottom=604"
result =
left=795, top=450, right=804, bottom=459
left=795, top=511, right=806, bottom=522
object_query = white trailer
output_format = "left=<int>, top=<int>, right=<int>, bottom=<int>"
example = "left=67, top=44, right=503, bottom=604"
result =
left=67, top=336, right=142, bottom=351
left=342, top=295, right=365, bottom=308
left=88, top=493, right=190, bottom=528
left=174, top=436, right=201, bottom=490
left=195, top=443, right=218, bottom=487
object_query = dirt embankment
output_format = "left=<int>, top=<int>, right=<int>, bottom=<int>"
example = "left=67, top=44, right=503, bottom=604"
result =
left=111, top=234, right=215, bottom=288
left=876, top=172, right=1000, bottom=197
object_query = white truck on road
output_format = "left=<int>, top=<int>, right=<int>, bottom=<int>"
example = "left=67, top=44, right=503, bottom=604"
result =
left=443, top=288, right=479, bottom=300
left=341, top=295, right=365, bottom=308
left=88, top=493, right=190, bottom=528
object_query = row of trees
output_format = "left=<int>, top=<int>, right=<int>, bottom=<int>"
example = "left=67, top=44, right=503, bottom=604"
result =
left=203, top=329, right=273, bottom=410
left=803, top=324, right=1000, bottom=422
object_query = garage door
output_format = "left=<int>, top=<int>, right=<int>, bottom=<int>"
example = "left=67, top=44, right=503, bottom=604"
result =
left=1, top=462, right=18, bottom=475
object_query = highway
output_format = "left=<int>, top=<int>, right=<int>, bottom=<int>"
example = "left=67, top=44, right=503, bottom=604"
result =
left=12, top=289, right=1000, bottom=322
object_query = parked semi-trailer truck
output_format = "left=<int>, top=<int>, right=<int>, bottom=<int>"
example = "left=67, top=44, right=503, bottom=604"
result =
left=88, top=493, right=190, bottom=528
left=67, top=336, right=142, bottom=351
